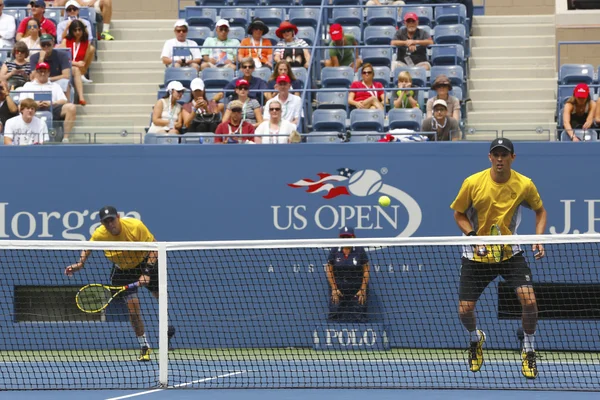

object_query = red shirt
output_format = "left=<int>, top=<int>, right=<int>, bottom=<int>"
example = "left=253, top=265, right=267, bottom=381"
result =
left=17, top=17, right=57, bottom=38
left=65, top=38, right=89, bottom=62
left=350, top=80, right=384, bottom=103
left=214, top=121, right=255, bottom=143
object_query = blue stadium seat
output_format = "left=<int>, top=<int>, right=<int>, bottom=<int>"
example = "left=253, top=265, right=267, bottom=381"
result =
left=4, top=0, right=30, bottom=6
left=557, top=85, right=578, bottom=106
left=388, top=108, right=423, bottom=131
left=430, top=66, right=464, bottom=89
left=196, top=0, right=232, bottom=5
left=164, top=67, right=198, bottom=88
left=316, top=91, right=348, bottom=110
left=296, top=26, right=316, bottom=46
left=35, top=111, right=53, bottom=133
left=400, top=6, right=433, bottom=27
left=393, top=66, right=427, bottom=87
left=350, top=109, right=385, bottom=132
left=144, top=134, right=181, bottom=144
left=264, top=0, right=295, bottom=5
left=292, top=67, right=308, bottom=86
left=219, top=8, right=249, bottom=27
left=332, top=0, right=361, bottom=4
left=560, top=130, right=598, bottom=142
left=435, top=4, right=467, bottom=26
left=341, top=25, right=362, bottom=43
left=366, top=7, right=397, bottom=26
left=45, top=8, right=62, bottom=26
left=430, top=45, right=465, bottom=67
left=559, top=64, right=594, bottom=85
left=228, top=26, right=245, bottom=42
left=181, top=133, right=211, bottom=143
left=253, top=67, right=272, bottom=82
left=363, top=26, right=395, bottom=46
left=202, top=68, right=235, bottom=89
left=321, top=66, right=354, bottom=88
left=231, top=0, right=261, bottom=4
left=0, top=49, right=11, bottom=66
left=433, top=24, right=466, bottom=48
left=289, top=8, right=320, bottom=29
left=3, top=8, right=26, bottom=24
left=306, top=132, right=340, bottom=143
left=349, top=132, right=381, bottom=142
left=419, top=25, right=432, bottom=37
left=253, top=8, right=285, bottom=26
left=185, top=7, right=218, bottom=28
left=361, top=47, right=392, bottom=67
left=358, top=66, right=391, bottom=87
left=264, top=26, right=279, bottom=42
left=312, top=109, right=347, bottom=132
left=188, top=26, right=212, bottom=46
left=332, top=8, right=363, bottom=26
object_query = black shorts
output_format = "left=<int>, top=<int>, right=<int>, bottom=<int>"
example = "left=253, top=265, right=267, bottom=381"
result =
left=459, top=254, right=533, bottom=302
left=110, top=259, right=159, bottom=297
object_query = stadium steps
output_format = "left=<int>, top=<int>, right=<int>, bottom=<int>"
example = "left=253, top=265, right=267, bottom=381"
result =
left=466, top=14, right=557, bottom=140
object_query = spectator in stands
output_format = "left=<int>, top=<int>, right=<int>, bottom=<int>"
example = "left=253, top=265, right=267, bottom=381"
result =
left=273, top=21, right=310, bottom=69
left=54, top=0, right=115, bottom=41
left=0, top=1, right=16, bottom=49
left=16, top=0, right=56, bottom=42
left=426, top=75, right=460, bottom=120
left=324, top=24, right=361, bottom=71
left=215, top=99, right=255, bottom=144
left=1, top=42, right=31, bottom=89
left=391, top=12, right=433, bottom=71
left=393, top=70, right=419, bottom=109
left=56, top=1, right=93, bottom=44
left=563, top=83, right=596, bottom=141
left=254, top=100, right=297, bottom=144
left=200, top=19, right=239, bottom=71
left=238, top=19, right=272, bottom=70
left=348, top=63, right=384, bottom=110
left=222, top=57, right=268, bottom=104
left=222, top=79, right=263, bottom=128
left=3, top=98, right=48, bottom=145
left=161, top=20, right=201, bottom=71
left=264, top=60, right=302, bottom=101
left=148, top=80, right=184, bottom=134
left=182, top=78, right=221, bottom=133
left=421, top=99, right=460, bottom=141
left=20, top=18, right=41, bottom=59
left=18, top=62, right=77, bottom=141
left=365, top=0, right=405, bottom=10
left=30, top=34, right=71, bottom=98
left=60, top=19, right=95, bottom=105
left=263, top=75, right=302, bottom=125
left=0, top=80, right=19, bottom=130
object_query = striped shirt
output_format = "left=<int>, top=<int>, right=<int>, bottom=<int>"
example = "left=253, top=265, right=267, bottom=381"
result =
left=274, top=38, right=308, bottom=61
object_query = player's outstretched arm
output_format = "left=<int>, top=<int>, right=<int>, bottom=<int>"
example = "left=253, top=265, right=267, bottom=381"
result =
left=65, top=250, right=91, bottom=276
left=533, top=206, right=548, bottom=259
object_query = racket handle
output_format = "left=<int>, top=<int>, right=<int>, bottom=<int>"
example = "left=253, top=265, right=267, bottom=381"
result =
left=125, top=282, right=140, bottom=290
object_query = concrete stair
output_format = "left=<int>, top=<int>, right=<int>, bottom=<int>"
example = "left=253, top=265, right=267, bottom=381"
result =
left=466, top=14, right=557, bottom=140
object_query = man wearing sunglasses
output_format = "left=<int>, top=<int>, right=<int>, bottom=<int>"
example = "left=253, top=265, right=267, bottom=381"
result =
left=214, top=99, right=255, bottom=144
left=16, top=0, right=56, bottom=42
left=56, top=0, right=93, bottom=43
left=161, top=19, right=201, bottom=71
left=0, top=0, right=16, bottom=49
left=200, top=19, right=239, bottom=71
left=29, top=34, right=71, bottom=98
left=222, top=57, right=267, bottom=104
left=54, top=0, right=115, bottom=41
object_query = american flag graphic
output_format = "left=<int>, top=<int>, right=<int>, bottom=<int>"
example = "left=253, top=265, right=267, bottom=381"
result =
left=288, top=168, right=355, bottom=199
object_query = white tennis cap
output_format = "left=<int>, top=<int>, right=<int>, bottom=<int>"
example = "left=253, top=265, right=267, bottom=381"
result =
left=65, top=0, right=80, bottom=9
left=216, top=19, right=230, bottom=28
left=174, top=19, right=188, bottom=28
left=167, top=81, right=185, bottom=92
left=432, top=99, right=448, bottom=109
left=190, top=78, right=205, bottom=92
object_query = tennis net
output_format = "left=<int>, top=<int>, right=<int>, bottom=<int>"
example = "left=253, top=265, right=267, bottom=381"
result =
left=2, top=234, right=600, bottom=390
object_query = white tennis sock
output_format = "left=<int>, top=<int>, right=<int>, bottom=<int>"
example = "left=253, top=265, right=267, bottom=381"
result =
left=137, top=334, right=149, bottom=348
left=523, top=333, right=535, bottom=353
left=103, top=23, right=110, bottom=32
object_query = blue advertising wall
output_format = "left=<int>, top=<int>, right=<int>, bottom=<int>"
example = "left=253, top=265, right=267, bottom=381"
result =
left=2, top=142, right=600, bottom=352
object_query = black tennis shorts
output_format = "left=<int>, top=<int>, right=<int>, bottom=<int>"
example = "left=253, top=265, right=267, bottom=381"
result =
left=110, top=259, right=159, bottom=296
left=459, top=254, right=533, bottom=302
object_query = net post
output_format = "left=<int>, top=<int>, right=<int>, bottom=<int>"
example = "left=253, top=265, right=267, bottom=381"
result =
left=158, top=242, right=169, bottom=387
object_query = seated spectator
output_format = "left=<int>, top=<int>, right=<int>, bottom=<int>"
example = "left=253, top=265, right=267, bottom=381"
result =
left=60, top=19, right=95, bottom=105
left=1, top=42, right=32, bottom=90
left=264, top=60, right=302, bottom=101
left=563, top=83, right=596, bottom=141
left=182, top=78, right=221, bottom=133
left=421, top=99, right=460, bottom=141
left=148, top=80, right=184, bottom=134
left=348, top=63, right=384, bottom=110
left=215, top=99, right=255, bottom=144
left=391, top=12, right=433, bottom=71
left=222, top=57, right=268, bottom=104
left=0, top=3, right=16, bottom=49
left=596, top=95, right=600, bottom=128
left=30, top=34, right=71, bottom=98
left=325, top=24, right=361, bottom=71
left=0, top=80, right=19, bottom=130
left=222, top=79, right=262, bottom=128
left=17, top=62, right=77, bottom=141
left=273, top=21, right=310, bottom=69
left=255, top=100, right=297, bottom=144
left=54, top=0, right=115, bottom=41
left=426, top=75, right=460, bottom=120
left=161, top=20, right=201, bottom=71
left=16, top=0, right=56, bottom=42
left=238, top=19, right=273, bottom=70
left=263, top=75, right=302, bottom=125
left=365, top=0, right=405, bottom=7
left=200, top=19, right=239, bottom=71
left=57, top=1, right=93, bottom=43
left=19, top=18, right=41, bottom=60
left=3, top=98, right=48, bottom=145
left=393, top=70, right=419, bottom=109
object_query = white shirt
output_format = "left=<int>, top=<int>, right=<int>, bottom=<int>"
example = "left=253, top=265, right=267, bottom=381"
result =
left=56, top=18, right=93, bottom=43
left=160, top=38, right=202, bottom=63
left=255, top=119, right=297, bottom=144
left=263, top=94, right=303, bottom=123
left=0, top=13, right=16, bottom=49
left=4, top=115, right=49, bottom=145
left=18, top=80, right=67, bottom=103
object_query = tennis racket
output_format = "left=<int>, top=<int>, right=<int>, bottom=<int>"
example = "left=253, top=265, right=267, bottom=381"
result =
left=490, top=224, right=503, bottom=263
left=76, top=282, right=140, bottom=313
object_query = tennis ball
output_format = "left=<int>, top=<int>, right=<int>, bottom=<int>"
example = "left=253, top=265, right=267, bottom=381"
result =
left=378, top=195, right=391, bottom=207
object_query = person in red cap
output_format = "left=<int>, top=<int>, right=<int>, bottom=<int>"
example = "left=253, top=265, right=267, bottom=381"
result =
left=222, top=78, right=263, bottom=128
left=273, top=21, right=310, bottom=69
left=562, top=83, right=596, bottom=141
left=391, top=12, right=433, bottom=71
left=263, top=74, right=303, bottom=125
left=324, top=23, right=361, bottom=71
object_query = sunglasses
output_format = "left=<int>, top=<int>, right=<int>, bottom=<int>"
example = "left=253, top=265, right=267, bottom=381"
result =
left=282, top=29, right=293, bottom=34
left=237, top=86, right=249, bottom=91
left=175, top=29, right=187, bottom=33
left=27, top=25, right=38, bottom=29
left=175, top=89, right=185, bottom=94
left=362, top=70, right=373, bottom=75
left=40, top=42, right=53, bottom=47
left=231, top=108, right=242, bottom=113
left=241, top=65, right=254, bottom=69
left=269, top=108, right=281, bottom=112
left=218, top=26, right=229, bottom=31
left=31, top=4, right=43, bottom=8
left=66, top=7, right=78, bottom=11
left=405, top=19, right=417, bottom=23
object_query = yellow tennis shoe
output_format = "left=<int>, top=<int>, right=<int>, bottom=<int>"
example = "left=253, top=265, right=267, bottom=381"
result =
left=138, top=346, right=151, bottom=362
left=468, top=330, right=486, bottom=373
left=521, top=351, right=538, bottom=379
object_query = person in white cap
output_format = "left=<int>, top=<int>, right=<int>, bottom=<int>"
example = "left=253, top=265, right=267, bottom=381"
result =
left=200, top=19, right=240, bottom=71
left=148, top=80, right=184, bottom=134
left=421, top=98, right=461, bottom=141
left=160, top=19, right=202, bottom=71
left=182, top=78, right=222, bottom=132
left=54, top=0, right=115, bottom=41
left=56, top=0, right=93, bottom=43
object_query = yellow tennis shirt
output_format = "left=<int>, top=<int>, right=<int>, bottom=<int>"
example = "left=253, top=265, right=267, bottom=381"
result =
left=90, top=218, right=155, bottom=270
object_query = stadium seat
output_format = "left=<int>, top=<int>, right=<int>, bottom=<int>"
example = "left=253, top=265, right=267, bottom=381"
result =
left=430, top=45, right=465, bottom=67
left=557, top=85, right=578, bottom=106
left=560, top=130, right=598, bottom=142
left=349, top=132, right=381, bottom=142
left=312, top=109, right=347, bottom=132
left=196, top=0, right=232, bottom=5
left=366, top=7, right=397, bottom=26
left=419, top=25, right=432, bottom=37
left=253, top=67, right=272, bottom=82
left=144, top=134, right=181, bottom=144
left=219, top=8, right=249, bottom=27
left=289, top=8, right=320, bottom=29
left=430, top=65, right=464, bottom=89
left=388, top=108, right=423, bottom=131
left=0, top=49, right=11, bottom=66
left=185, top=7, right=217, bottom=28
left=35, top=111, right=53, bottom=134
left=393, top=66, right=427, bottom=87
left=332, top=8, right=363, bottom=26
left=181, top=133, right=209, bottom=144
left=350, top=109, right=385, bottom=132
left=202, top=68, right=235, bottom=89
left=558, top=64, right=594, bottom=84
left=264, top=0, right=295, bottom=5
left=231, top=0, right=261, bottom=5
left=306, top=132, right=340, bottom=143
left=164, top=67, right=198, bottom=88
left=427, top=86, right=463, bottom=101
left=363, top=26, right=395, bottom=46
left=358, top=66, right=391, bottom=87
left=433, top=24, right=467, bottom=48
left=4, top=0, right=30, bottom=6
left=292, top=67, right=308, bottom=86
left=188, top=26, right=212, bottom=46
left=341, top=25, right=362, bottom=43
left=332, top=0, right=361, bottom=4
left=361, top=47, right=392, bottom=67
left=263, top=26, right=279, bottom=42
left=228, top=26, right=245, bottom=42
left=253, top=8, right=285, bottom=26
left=296, top=26, right=316, bottom=46
left=400, top=6, right=433, bottom=27
left=316, top=91, right=348, bottom=110
left=435, top=4, right=467, bottom=25
left=44, top=8, right=62, bottom=26
left=3, top=8, right=27, bottom=24
left=321, top=66, right=354, bottom=88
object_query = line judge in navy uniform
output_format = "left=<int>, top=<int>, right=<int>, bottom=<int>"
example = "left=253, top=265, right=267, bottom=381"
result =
left=326, top=226, right=370, bottom=322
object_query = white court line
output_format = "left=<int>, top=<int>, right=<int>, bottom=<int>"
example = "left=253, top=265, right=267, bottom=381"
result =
left=104, top=371, right=246, bottom=400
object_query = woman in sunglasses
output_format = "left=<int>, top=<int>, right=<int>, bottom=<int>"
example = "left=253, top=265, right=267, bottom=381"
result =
left=273, top=21, right=310, bottom=69
left=0, top=42, right=31, bottom=89
left=60, top=19, right=95, bottom=105
left=348, top=63, right=384, bottom=110
left=222, top=79, right=262, bottom=128
left=254, top=100, right=297, bottom=144
left=148, top=81, right=184, bottom=134
left=19, top=18, right=41, bottom=59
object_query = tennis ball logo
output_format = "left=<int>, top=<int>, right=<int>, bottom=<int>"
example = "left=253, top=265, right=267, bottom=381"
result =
left=347, top=170, right=383, bottom=197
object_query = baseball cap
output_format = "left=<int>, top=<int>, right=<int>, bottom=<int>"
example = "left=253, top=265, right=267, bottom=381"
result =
left=489, top=138, right=514, bottom=154
left=216, top=19, right=230, bottom=28
left=98, top=206, right=118, bottom=222
left=574, top=83, right=589, bottom=99
left=432, top=99, right=447, bottom=109
left=190, top=77, right=205, bottom=92
left=40, top=33, right=54, bottom=43
left=276, top=75, right=291, bottom=84
left=329, top=23, right=343, bottom=41
left=65, top=0, right=80, bottom=9
left=174, top=19, right=188, bottom=28
left=339, top=226, right=355, bottom=237
left=236, top=79, right=249, bottom=88
left=167, top=80, right=184, bottom=92
left=30, top=0, right=45, bottom=7
left=404, top=12, right=418, bottom=22
left=35, top=62, right=49, bottom=70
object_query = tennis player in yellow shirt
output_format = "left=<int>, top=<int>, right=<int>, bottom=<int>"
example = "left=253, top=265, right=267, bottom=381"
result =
left=65, top=206, right=174, bottom=361
left=450, top=138, right=547, bottom=379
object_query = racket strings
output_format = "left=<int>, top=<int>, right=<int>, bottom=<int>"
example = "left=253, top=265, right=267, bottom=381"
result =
left=77, top=286, right=114, bottom=312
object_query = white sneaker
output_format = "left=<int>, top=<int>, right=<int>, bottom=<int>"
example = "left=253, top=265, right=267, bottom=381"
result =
left=81, top=76, right=93, bottom=84
left=62, top=138, right=69, bottom=143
